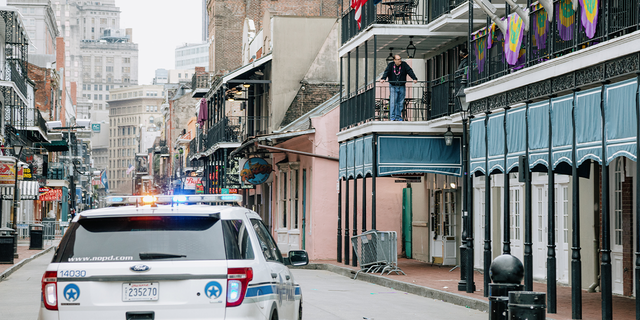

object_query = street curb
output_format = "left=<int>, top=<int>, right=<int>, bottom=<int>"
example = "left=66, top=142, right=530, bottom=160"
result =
left=0, top=246, right=56, bottom=282
left=295, top=263, right=489, bottom=312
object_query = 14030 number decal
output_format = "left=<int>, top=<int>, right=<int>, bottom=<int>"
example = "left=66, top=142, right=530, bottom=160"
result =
left=59, top=270, right=87, bottom=277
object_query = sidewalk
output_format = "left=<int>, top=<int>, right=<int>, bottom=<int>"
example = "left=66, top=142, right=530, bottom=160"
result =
left=305, top=258, right=636, bottom=320
left=0, top=239, right=58, bottom=281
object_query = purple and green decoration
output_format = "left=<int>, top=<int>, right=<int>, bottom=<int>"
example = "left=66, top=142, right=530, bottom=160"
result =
left=532, top=4, right=548, bottom=50
left=505, top=13, right=525, bottom=66
left=556, top=0, right=575, bottom=41
left=579, top=0, right=599, bottom=39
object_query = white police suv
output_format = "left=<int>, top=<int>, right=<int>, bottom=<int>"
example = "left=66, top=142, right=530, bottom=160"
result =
left=38, top=195, right=308, bottom=320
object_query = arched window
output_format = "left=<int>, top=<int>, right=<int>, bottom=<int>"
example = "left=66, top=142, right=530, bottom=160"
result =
left=149, top=116, right=154, bottom=124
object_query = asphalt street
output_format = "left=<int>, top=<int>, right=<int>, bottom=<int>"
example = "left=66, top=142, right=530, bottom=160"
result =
left=0, top=251, right=53, bottom=320
left=291, top=269, right=487, bottom=320
left=0, top=253, right=487, bottom=320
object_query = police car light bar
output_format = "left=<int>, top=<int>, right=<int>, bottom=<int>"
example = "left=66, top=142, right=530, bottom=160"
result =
left=105, top=194, right=243, bottom=206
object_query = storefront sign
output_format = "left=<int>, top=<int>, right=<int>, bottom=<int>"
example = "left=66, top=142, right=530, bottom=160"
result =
left=240, top=158, right=272, bottom=185
left=195, top=181, right=204, bottom=194
left=185, top=176, right=202, bottom=190
left=39, top=188, right=62, bottom=201
left=0, top=163, right=23, bottom=184
left=92, top=123, right=100, bottom=132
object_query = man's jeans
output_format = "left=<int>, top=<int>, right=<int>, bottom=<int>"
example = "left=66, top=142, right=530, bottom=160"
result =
left=389, top=85, right=405, bottom=121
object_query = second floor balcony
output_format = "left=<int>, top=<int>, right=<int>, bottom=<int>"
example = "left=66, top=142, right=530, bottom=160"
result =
left=469, top=0, right=640, bottom=86
left=340, top=68, right=466, bottom=130
left=204, top=116, right=270, bottom=149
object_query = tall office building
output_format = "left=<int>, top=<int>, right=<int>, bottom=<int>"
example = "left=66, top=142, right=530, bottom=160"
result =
left=8, top=0, right=58, bottom=66
left=202, top=0, right=208, bottom=42
left=175, top=42, right=209, bottom=71
left=51, top=0, right=139, bottom=170
left=107, top=85, right=163, bottom=193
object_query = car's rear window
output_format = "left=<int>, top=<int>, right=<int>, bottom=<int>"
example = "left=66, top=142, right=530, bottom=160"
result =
left=54, top=216, right=234, bottom=263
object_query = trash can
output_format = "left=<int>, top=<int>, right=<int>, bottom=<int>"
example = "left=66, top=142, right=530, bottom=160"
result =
left=0, top=227, right=15, bottom=264
left=508, top=291, right=546, bottom=320
left=29, top=224, right=44, bottom=250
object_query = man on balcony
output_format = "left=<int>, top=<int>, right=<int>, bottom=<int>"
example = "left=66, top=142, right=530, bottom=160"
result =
left=381, top=55, right=418, bottom=121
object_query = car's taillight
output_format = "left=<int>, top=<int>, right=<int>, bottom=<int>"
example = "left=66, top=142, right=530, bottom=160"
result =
left=42, top=271, right=58, bottom=310
left=226, top=267, right=253, bottom=307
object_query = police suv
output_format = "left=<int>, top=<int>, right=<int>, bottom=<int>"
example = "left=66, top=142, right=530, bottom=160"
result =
left=38, top=195, right=308, bottom=320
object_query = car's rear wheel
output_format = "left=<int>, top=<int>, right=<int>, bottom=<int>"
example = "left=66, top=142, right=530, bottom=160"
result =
left=298, top=300, right=303, bottom=320
left=271, top=310, right=279, bottom=320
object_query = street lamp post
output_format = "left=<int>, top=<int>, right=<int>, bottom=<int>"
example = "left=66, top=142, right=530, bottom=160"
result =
left=12, top=144, right=23, bottom=258
left=456, top=78, right=475, bottom=293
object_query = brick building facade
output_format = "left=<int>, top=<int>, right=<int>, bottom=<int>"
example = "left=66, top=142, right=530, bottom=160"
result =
left=206, top=0, right=338, bottom=75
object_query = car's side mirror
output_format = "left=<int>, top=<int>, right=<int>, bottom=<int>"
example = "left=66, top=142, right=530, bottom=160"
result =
left=286, top=250, right=309, bottom=266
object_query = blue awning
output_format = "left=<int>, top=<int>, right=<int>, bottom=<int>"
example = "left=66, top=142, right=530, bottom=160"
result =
left=506, top=108, right=526, bottom=172
left=347, top=140, right=355, bottom=179
left=355, top=137, right=364, bottom=177
left=339, top=143, right=346, bottom=179
left=528, top=101, right=549, bottom=169
left=363, top=135, right=373, bottom=176
left=470, top=117, right=487, bottom=175
left=377, top=135, right=461, bottom=177
left=487, top=113, right=505, bottom=173
left=575, top=87, right=602, bottom=165
left=551, top=94, right=573, bottom=169
left=604, top=78, right=638, bottom=164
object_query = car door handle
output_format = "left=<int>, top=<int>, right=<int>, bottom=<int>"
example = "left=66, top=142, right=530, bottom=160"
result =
left=271, top=273, right=278, bottom=279
left=285, top=275, right=290, bottom=281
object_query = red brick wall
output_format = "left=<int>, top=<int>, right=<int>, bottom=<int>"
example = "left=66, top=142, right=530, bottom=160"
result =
left=56, top=37, right=66, bottom=125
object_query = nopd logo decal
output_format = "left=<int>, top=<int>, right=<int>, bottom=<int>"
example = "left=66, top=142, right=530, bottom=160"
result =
left=63, top=284, right=80, bottom=302
left=204, top=281, right=222, bottom=299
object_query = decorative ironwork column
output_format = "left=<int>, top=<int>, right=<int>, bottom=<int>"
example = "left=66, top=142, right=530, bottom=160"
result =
left=503, top=107, right=511, bottom=255
left=524, top=103, right=533, bottom=291
left=352, top=176, right=358, bottom=267
left=345, top=177, right=350, bottom=265
left=635, top=72, right=640, bottom=320
left=547, top=98, right=556, bottom=314
left=571, top=89, right=582, bottom=320
left=601, top=84, right=612, bottom=320
left=484, top=113, right=491, bottom=297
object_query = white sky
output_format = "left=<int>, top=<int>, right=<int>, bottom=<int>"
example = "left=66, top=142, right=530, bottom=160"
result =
left=117, top=0, right=203, bottom=85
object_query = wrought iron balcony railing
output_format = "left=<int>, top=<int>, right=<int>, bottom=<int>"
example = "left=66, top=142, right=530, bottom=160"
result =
left=341, top=0, right=466, bottom=45
left=470, top=0, right=639, bottom=86
left=205, top=116, right=270, bottom=148
left=340, top=70, right=465, bottom=130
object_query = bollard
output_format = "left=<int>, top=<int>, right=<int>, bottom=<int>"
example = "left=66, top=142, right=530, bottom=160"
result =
left=488, top=255, right=525, bottom=320
left=508, top=291, right=546, bottom=320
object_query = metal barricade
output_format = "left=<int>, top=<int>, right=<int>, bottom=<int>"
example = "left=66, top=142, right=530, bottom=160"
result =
left=351, top=230, right=405, bottom=279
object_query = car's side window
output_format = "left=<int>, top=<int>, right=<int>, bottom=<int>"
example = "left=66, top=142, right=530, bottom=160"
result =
left=251, top=219, right=283, bottom=264
left=222, top=220, right=255, bottom=260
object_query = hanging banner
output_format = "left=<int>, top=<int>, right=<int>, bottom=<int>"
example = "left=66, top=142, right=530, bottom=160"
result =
left=505, top=13, right=525, bottom=65
left=556, top=0, right=575, bottom=41
left=474, top=35, right=487, bottom=73
left=39, top=188, right=62, bottom=201
left=0, top=163, right=23, bottom=184
left=579, top=0, right=599, bottom=39
left=532, top=6, right=548, bottom=49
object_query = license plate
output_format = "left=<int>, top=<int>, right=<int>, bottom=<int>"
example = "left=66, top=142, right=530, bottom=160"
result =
left=122, top=282, right=159, bottom=301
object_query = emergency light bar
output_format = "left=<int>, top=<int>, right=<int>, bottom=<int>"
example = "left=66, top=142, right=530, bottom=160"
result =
left=105, top=194, right=243, bottom=206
